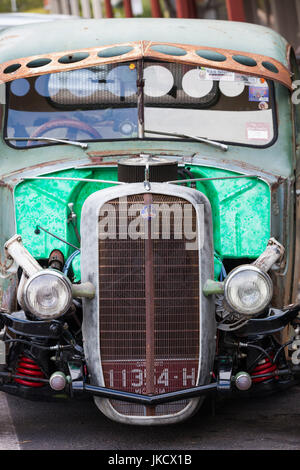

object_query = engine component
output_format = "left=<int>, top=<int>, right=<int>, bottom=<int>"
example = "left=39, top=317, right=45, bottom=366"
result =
left=15, top=355, right=45, bottom=388
left=118, top=154, right=178, bottom=183
left=23, top=269, right=73, bottom=319
left=224, top=265, right=273, bottom=315
left=48, top=249, right=64, bottom=271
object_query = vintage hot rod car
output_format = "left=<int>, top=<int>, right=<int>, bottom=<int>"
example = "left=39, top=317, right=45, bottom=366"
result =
left=0, top=17, right=300, bottom=425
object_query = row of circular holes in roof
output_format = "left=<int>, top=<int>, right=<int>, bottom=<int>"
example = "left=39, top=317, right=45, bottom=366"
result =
left=2, top=44, right=279, bottom=75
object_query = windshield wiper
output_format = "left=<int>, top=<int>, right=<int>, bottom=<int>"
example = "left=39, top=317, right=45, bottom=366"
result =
left=5, top=136, right=88, bottom=150
left=145, top=129, right=228, bottom=152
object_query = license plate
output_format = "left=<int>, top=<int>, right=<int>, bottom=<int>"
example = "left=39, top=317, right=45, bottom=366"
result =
left=102, top=359, right=198, bottom=394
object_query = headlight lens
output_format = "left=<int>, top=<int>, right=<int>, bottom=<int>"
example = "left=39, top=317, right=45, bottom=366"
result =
left=24, top=270, right=72, bottom=319
left=224, top=265, right=273, bottom=315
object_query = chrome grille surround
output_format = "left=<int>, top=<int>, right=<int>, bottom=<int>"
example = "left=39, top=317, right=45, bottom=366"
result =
left=81, top=183, right=215, bottom=425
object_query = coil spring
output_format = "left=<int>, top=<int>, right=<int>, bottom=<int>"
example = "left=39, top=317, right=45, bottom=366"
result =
left=251, top=355, right=278, bottom=383
left=15, top=355, right=45, bottom=388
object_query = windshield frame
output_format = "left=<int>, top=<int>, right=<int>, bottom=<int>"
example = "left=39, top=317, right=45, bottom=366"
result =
left=3, top=62, right=278, bottom=151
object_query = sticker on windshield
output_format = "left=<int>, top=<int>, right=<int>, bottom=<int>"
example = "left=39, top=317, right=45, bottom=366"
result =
left=235, top=75, right=263, bottom=85
left=202, top=67, right=235, bottom=81
left=246, top=122, right=270, bottom=141
left=198, top=68, right=266, bottom=86
left=258, top=101, right=269, bottom=110
left=249, top=85, right=269, bottom=102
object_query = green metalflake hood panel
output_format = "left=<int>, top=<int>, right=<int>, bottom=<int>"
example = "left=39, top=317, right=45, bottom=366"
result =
left=14, top=165, right=270, bottom=282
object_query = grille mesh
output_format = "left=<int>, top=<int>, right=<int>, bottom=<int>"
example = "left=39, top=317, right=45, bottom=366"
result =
left=98, top=194, right=199, bottom=417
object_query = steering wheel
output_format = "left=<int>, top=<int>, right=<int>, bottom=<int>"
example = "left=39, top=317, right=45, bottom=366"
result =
left=27, top=119, right=102, bottom=145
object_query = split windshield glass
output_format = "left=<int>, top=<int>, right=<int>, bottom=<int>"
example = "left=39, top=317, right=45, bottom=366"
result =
left=5, top=60, right=275, bottom=148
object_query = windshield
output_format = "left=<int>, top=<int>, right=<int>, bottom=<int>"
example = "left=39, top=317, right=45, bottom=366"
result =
left=5, top=60, right=276, bottom=148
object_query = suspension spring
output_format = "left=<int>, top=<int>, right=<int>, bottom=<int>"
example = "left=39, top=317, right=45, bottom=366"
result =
left=251, top=355, right=278, bottom=383
left=15, top=355, right=46, bottom=388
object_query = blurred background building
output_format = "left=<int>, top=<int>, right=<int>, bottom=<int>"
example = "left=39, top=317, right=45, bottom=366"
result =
left=4, top=0, right=300, bottom=58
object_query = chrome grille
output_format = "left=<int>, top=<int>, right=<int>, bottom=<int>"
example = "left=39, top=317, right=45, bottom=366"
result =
left=98, top=194, right=200, bottom=417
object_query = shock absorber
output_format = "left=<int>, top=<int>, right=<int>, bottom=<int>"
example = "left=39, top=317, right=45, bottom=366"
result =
left=15, top=355, right=46, bottom=388
left=251, top=355, right=278, bottom=383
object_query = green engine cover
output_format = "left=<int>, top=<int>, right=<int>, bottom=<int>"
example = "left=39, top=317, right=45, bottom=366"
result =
left=14, top=165, right=270, bottom=281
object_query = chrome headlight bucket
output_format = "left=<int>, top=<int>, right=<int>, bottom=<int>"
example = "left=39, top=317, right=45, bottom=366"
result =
left=224, top=265, right=273, bottom=315
left=23, top=269, right=73, bottom=320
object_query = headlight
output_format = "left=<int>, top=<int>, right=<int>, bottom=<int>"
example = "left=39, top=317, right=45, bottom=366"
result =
left=224, top=265, right=273, bottom=315
left=24, top=270, right=72, bottom=319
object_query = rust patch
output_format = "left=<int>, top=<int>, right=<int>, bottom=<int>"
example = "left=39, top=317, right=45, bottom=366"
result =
left=215, top=156, right=284, bottom=181
left=0, top=179, right=13, bottom=193
left=0, top=34, right=20, bottom=44
left=87, top=151, right=139, bottom=165
left=270, top=176, right=286, bottom=191
left=0, top=40, right=293, bottom=90
left=87, top=158, right=119, bottom=166
left=3, top=157, right=70, bottom=181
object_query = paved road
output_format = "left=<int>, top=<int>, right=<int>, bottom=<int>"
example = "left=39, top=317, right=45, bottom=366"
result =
left=1, top=383, right=300, bottom=451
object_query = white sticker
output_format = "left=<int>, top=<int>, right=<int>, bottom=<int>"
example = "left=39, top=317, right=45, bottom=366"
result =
left=246, top=122, right=270, bottom=140
left=202, top=67, right=235, bottom=81
left=198, top=67, right=266, bottom=86
left=182, top=69, right=213, bottom=97
left=219, top=81, right=245, bottom=97
left=144, top=65, right=174, bottom=97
